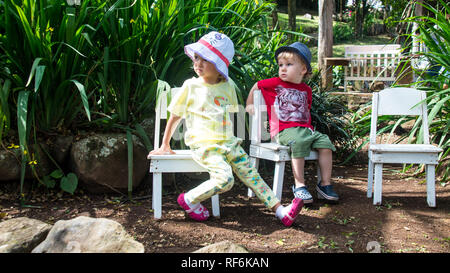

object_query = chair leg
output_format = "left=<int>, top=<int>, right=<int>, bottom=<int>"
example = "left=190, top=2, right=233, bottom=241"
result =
left=373, top=163, right=383, bottom=205
left=273, top=161, right=286, bottom=200
left=367, top=159, right=374, bottom=198
left=426, top=164, right=436, bottom=207
left=247, top=157, right=259, bottom=198
left=211, top=194, right=220, bottom=217
left=316, top=163, right=322, bottom=184
left=153, top=173, right=162, bottom=219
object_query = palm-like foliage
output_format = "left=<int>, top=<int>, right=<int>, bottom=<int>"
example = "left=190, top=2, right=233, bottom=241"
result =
left=0, top=0, right=312, bottom=199
left=406, top=0, right=449, bottom=181
left=1, top=1, right=93, bottom=133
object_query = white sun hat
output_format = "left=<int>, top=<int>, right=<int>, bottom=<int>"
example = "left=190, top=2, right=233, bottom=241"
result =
left=184, top=31, right=235, bottom=80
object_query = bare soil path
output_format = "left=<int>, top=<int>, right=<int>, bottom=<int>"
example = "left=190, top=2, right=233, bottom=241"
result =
left=1, top=163, right=449, bottom=253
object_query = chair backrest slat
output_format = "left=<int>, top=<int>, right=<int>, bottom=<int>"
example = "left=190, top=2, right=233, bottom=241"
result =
left=154, top=87, right=180, bottom=148
left=377, top=88, right=423, bottom=116
left=251, top=90, right=264, bottom=144
left=370, top=87, right=429, bottom=145
left=250, top=90, right=273, bottom=144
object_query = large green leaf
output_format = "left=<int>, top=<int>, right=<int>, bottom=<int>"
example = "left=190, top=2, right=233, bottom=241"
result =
left=71, top=80, right=91, bottom=121
left=60, top=173, right=78, bottom=195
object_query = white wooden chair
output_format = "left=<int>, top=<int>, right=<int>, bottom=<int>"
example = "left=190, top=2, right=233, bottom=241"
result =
left=367, top=87, right=442, bottom=207
left=148, top=87, right=220, bottom=219
left=247, top=90, right=321, bottom=200
left=344, top=44, right=402, bottom=92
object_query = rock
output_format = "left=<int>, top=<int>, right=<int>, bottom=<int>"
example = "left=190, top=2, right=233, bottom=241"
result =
left=70, top=133, right=148, bottom=193
left=304, top=13, right=313, bottom=20
left=46, top=135, right=73, bottom=166
left=0, top=147, right=22, bottom=182
left=0, top=217, right=52, bottom=253
left=193, top=240, right=249, bottom=253
left=32, top=216, right=144, bottom=253
left=0, top=144, right=52, bottom=182
left=139, top=118, right=154, bottom=142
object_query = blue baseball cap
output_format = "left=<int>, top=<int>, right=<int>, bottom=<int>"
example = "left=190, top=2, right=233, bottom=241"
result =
left=275, top=42, right=312, bottom=73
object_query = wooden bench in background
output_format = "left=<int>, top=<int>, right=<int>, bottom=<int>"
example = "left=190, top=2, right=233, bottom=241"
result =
left=343, top=44, right=402, bottom=92
left=328, top=44, right=403, bottom=109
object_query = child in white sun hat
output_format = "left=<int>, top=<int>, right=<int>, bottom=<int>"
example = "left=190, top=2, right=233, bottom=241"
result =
left=148, top=31, right=303, bottom=227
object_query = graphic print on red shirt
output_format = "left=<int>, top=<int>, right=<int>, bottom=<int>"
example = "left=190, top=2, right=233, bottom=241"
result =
left=274, top=86, right=309, bottom=123
left=257, top=77, right=313, bottom=138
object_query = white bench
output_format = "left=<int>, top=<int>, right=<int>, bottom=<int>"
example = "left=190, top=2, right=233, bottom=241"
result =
left=343, top=44, right=402, bottom=92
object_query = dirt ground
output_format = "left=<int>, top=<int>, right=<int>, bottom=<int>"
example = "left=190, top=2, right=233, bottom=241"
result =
left=0, top=161, right=449, bottom=254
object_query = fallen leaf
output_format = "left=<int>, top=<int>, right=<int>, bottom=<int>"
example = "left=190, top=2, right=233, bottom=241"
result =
left=0, top=212, right=8, bottom=219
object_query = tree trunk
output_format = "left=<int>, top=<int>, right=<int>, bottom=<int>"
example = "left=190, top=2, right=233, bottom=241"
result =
left=354, top=0, right=369, bottom=38
left=288, top=0, right=296, bottom=36
left=354, top=0, right=363, bottom=38
left=318, top=0, right=334, bottom=90
left=272, top=4, right=278, bottom=30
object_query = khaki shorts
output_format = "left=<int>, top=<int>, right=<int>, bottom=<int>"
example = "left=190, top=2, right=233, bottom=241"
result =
left=275, top=127, right=336, bottom=158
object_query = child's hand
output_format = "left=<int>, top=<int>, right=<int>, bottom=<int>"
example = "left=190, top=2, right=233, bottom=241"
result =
left=245, top=104, right=255, bottom=115
left=147, top=145, right=175, bottom=158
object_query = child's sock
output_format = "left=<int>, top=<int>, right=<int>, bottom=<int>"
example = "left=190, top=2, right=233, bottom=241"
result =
left=183, top=192, right=203, bottom=213
left=275, top=205, right=287, bottom=219
left=177, top=192, right=209, bottom=221
left=277, top=198, right=303, bottom=227
left=184, top=193, right=194, bottom=208
left=276, top=201, right=300, bottom=219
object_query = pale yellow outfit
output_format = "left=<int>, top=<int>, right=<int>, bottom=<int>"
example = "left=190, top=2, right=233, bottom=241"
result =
left=168, top=77, right=279, bottom=209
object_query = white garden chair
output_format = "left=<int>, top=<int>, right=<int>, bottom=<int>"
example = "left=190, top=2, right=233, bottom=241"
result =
left=367, top=87, right=442, bottom=207
left=247, top=90, right=321, bottom=200
left=148, top=87, right=220, bottom=219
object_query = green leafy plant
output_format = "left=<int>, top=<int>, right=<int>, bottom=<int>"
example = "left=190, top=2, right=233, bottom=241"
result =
left=1, top=1, right=93, bottom=132
left=1, top=0, right=312, bottom=201
left=333, top=23, right=353, bottom=43
left=386, top=0, right=448, bottom=180
left=0, top=80, right=12, bottom=141
left=86, top=0, right=298, bottom=130
left=1, top=1, right=95, bottom=202
left=43, top=170, right=78, bottom=195
left=404, top=0, right=449, bottom=181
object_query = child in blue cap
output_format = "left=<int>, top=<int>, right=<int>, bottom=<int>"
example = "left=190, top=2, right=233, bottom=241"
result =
left=246, top=42, right=339, bottom=204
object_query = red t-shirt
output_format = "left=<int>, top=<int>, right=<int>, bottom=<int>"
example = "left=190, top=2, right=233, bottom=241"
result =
left=257, top=77, right=313, bottom=137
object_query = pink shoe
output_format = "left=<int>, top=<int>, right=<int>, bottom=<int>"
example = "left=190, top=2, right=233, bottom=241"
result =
left=177, top=193, right=210, bottom=221
left=281, top=197, right=304, bottom=227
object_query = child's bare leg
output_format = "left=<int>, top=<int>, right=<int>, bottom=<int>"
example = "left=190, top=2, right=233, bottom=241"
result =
left=316, top=148, right=339, bottom=201
left=317, top=148, right=332, bottom=186
left=291, top=157, right=306, bottom=188
left=291, top=157, right=313, bottom=203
